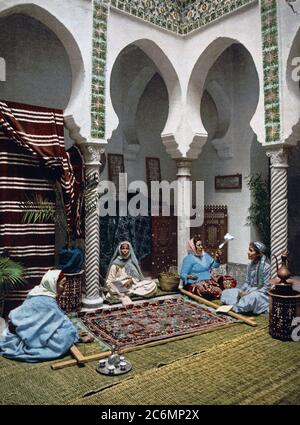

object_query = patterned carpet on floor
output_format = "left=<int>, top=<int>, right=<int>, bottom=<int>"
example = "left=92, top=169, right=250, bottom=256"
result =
left=76, top=295, right=237, bottom=350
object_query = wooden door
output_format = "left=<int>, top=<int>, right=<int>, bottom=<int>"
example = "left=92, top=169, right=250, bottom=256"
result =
left=191, top=206, right=228, bottom=263
left=150, top=215, right=177, bottom=277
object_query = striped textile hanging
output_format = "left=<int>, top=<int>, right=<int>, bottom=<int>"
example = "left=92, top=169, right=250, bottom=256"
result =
left=0, top=101, right=82, bottom=238
left=0, top=134, right=56, bottom=313
left=0, top=101, right=83, bottom=314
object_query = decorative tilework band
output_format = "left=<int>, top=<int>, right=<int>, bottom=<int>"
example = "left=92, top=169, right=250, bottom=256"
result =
left=110, top=0, right=182, bottom=34
left=91, top=0, right=257, bottom=137
left=261, top=0, right=281, bottom=143
left=110, top=1, right=256, bottom=35
left=91, top=0, right=109, bottom=139
left=182, top=0, right=255, bottom=34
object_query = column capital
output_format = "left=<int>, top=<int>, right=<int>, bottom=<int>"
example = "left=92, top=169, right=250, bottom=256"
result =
left=176, top=158, right=192, bottom=177
left=265, top=147, right=289, bottom=168
left=78, top=140, right=106, bottom=166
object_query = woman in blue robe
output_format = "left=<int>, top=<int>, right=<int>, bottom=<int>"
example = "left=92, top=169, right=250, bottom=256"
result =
left=221, top=241, right=271, bottom=314
left=180, top=236, right=237, bottom=300
left=0, top=270, right=79, bottom=362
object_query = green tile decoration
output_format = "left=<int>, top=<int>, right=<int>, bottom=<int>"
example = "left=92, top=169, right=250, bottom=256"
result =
left=110, top=0, right=182, bottom=33
left=108, top=1, right=256, bottom=35
left=90, top=1, right=273, bottom=139
left=181, top=1, right=255, bottom=34
left=91, top=0, right=109, bottom=139
left=260, top=0, right=280, bottom=143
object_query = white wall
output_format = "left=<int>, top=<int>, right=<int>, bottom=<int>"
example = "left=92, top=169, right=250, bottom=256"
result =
left=0, top=13, right=72, bottom=109
left=0, top=0, right=93, bottom=143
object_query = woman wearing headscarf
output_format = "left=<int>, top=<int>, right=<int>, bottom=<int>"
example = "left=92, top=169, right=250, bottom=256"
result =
left=180, top=235, right=237, bottom=300
left=221, top=241, right=271, bottom=314
left=106, top=241, right=157, bottom=305
left=0, top=270, right=79, bottom=362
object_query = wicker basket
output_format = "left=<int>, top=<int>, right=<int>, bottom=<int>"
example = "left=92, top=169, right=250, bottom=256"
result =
left=158, top=273, right=180, bottom=292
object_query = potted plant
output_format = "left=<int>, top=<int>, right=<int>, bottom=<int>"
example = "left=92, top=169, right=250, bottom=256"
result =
left=246, top=174, right=271, bottom=256
left=0, top=256, right=26, bottom=317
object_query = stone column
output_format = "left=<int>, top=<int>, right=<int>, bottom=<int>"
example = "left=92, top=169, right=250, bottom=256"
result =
left=79, top=141, right=104, bottom=310
left=176, top=159, right=192, bottom=270
left=266, top=147, right=289, bottom=277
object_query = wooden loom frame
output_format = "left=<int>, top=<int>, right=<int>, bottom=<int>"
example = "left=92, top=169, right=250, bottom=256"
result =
left=51, top=290, right=256, bottom=370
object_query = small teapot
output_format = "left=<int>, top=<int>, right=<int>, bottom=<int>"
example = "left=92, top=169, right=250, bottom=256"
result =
left=273, top=252, right=291, bottom=284
left=107, top=345, right=121, bottom=367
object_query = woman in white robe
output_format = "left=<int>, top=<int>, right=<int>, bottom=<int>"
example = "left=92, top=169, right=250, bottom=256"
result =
left=106, top=241, right=157, bottom=305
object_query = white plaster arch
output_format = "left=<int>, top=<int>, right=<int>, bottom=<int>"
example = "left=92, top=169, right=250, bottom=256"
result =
left=285, top=27, right=300, bottom=145
left=123, top=67, right=157, bottom=147
left=205, top=80, right=231, bottom=158
left=110, top=44, right=157, bottom=155
left=106, top=38, right=182, bottom=158
left=0, top=2, right=88, bottom=144
left=186, top=38, right=235, bottom=158
left=186, top=37, right=260, bottom=159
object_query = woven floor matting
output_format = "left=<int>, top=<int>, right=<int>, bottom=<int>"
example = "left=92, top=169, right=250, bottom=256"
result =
left=77, top=295, right=236, bottom=350
left=71, top=326, right=300, bottom=405
left=0, top=315, right=299, bottom=405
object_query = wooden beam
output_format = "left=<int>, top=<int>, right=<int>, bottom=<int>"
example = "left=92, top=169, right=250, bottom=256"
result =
left=70, top=345, right=88, bottom=365
left=51, top=349, right=111, bottom=370
left=180, top=288, right=257, bottom=327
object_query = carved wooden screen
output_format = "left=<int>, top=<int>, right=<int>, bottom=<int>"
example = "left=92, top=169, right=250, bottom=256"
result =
left=190, top=205, right=228, bottom=263
left=150, top=215, right=177, bottom=277
left=148, top=205, right=228, bottom=277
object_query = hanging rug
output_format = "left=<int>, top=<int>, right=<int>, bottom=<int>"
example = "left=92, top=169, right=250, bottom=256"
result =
left=77, top=295, right=237, bottom=350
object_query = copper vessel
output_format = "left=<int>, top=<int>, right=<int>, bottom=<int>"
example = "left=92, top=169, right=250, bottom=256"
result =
left=273, top=252, right=292, bottom=294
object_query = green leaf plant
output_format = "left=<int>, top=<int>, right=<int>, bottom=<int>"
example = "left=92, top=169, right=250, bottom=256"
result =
left=20, top=182, right=70, bottom=247
left=0, top=256, right=26, bottom=316
left=0, top=256, right=26, bottom=291
left=245, top=174, right=271, bottom=256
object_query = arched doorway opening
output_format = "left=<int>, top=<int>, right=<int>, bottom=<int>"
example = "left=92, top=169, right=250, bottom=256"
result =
left=191, top=41, right=265, bottom=270
left=100, top=42, right=178, bottom=277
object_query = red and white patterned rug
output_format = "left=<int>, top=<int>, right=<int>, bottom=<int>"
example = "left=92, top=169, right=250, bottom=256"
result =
left=77, top=295, right=237, bottom=350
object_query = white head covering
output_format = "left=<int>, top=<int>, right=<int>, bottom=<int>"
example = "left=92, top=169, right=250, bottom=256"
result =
left=253, top=241, right=267, bottom=254
left=28, top=269, right=62, bottom=298
left=106, top=241, right=144, bottom=280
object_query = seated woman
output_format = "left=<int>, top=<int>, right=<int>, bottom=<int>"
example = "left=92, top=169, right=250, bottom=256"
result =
left=57, top=240, right=84, bottom=273
left=221, top=241, right=271, bottom=314
left=180, top=236, right=237, bottom=300
left=106, top=241, right=157, bottom=305
left=0, top=270, right=89, bottom=363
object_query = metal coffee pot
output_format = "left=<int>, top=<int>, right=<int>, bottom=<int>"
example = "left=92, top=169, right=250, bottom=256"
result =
left=273, top=252, right=292, bottom=294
